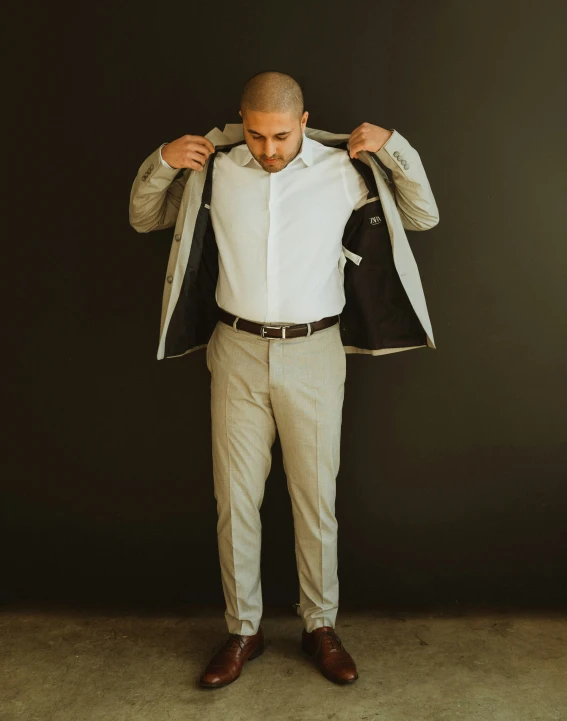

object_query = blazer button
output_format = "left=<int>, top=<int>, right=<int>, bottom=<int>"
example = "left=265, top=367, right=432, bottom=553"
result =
left=393, top=151, right=400, bottom=158
left=166, top=275, right=173, bottom=283
left=174, top=233, right=181, bottom=241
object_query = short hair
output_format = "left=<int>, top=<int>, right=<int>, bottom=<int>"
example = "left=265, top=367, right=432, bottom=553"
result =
left=240, top=71, right=304, bottom=120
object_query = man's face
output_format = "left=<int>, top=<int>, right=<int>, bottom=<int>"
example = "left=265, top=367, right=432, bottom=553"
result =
left=239, top=109, right=309, bottom=174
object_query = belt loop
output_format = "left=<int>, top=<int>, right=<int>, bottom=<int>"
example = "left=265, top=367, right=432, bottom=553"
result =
left=233, top=316, right=240, bottom=332
left=306, top=322, right=312, bottom=337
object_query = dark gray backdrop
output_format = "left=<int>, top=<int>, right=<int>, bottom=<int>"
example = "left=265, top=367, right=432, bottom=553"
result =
left=3, top=0, right=566, bottom=608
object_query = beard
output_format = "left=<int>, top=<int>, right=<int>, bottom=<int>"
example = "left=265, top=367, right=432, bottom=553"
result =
left=254, top=135, right=304, bottom=173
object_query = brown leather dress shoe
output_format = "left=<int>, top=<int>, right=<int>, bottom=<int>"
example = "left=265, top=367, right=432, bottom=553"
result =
left=302, top=626, right=358, bottom=684
left=199, top=627, right=265, bottom=688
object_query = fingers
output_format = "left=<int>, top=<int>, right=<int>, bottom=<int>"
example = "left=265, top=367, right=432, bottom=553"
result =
left=348, top=131, right=358, bottom=158
left=184, top=134, right=215, bottom=171
left=163, top=134, right=216, bottom=171
left=203, top=137, right=216, bottom=155
left=185, top=135, right=215, bottom=155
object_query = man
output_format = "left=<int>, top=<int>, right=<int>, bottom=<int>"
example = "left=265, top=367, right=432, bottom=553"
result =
left=129, top=70, right=438, bottom=688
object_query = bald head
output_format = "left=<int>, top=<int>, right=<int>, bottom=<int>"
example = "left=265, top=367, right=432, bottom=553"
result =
left=240, top=71, right=304, bottom=120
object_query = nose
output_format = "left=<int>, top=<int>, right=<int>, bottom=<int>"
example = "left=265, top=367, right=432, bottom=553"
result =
left=264, top=142, right=277, bottom=158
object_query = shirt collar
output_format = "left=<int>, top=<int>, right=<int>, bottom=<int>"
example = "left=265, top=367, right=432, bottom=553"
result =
left=233, top=132, right=313, bottom=169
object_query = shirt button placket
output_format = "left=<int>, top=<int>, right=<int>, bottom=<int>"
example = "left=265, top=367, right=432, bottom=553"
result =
left=266, top=174, right=276, bottom=320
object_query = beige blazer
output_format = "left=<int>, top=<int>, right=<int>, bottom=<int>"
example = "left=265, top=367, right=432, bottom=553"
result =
left=129, top=124, right=439, bottom=359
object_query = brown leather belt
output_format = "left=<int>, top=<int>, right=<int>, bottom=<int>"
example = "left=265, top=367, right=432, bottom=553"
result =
left=218, top=308, right=339, bottom=339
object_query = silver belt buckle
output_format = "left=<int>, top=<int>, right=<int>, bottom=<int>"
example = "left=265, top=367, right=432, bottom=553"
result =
left=260, top=324, right=289, bottom=339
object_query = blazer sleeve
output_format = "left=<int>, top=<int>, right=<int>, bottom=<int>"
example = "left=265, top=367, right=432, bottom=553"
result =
left=371, top=129, right=439, bottom=232
left=129, top=145, right=192, bottom=233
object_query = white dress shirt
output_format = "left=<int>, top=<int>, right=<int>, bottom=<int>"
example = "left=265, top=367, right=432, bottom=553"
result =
left=159, top=135, right=368, bottom=323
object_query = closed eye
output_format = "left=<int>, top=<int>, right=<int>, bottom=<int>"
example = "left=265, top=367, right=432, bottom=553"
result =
left=251, top=135, right=289, bottom=140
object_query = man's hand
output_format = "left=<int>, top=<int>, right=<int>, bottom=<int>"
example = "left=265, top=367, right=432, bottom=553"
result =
left=348, top=122, right=393, bottom=159
left=162, top=134, right=216, bottom=170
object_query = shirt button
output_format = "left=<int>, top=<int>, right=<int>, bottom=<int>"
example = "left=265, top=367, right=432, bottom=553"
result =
left=174, top=234, right=181, bottom=241
left=166, top=275, right=173, bottom=283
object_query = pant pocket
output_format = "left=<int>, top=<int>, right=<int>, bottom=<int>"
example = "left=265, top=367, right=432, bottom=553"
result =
left=335, top=324, right=346, bottom=382
left=206, top=323, right=217, bottom=372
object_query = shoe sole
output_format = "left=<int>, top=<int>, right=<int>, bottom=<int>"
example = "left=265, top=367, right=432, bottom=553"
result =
left=199, top=643, right=265, bottom=688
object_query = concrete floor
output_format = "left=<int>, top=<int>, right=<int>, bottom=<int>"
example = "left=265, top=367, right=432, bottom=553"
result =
left=1, top=605, right=565, bottom=721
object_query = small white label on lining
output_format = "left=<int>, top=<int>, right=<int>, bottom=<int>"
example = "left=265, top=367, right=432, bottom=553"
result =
left=342, top=247, right=363, bottom=266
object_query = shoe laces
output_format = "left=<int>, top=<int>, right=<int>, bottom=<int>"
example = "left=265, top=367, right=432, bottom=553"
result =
left=220, top=633, right=245, bottom=653
left=318, top=630, right=344, bottom=653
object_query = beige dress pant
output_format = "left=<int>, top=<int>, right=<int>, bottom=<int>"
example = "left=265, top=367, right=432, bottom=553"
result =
left=206, top=316, right=347, bottom=635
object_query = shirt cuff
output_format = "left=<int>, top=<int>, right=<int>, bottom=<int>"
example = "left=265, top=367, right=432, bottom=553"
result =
left=159, top=142, right=175, bottom=170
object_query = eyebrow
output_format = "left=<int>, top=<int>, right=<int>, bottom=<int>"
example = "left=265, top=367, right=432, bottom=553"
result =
left=247, top=129, right=292, bottom=137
